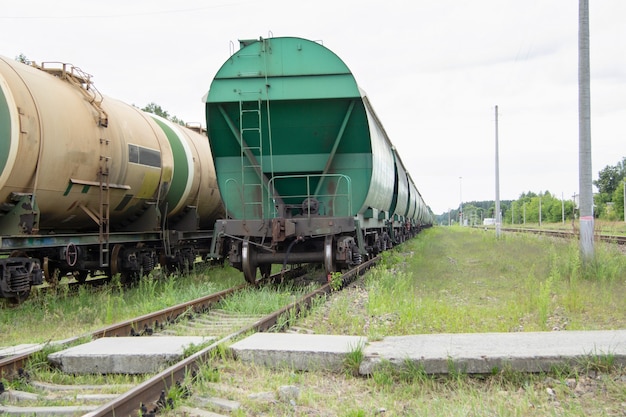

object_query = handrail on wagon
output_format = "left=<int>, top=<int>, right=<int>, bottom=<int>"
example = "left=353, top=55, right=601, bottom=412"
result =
left=268, top=174, right=352, bottom=219
left=38, top=61, right=109, bottom=127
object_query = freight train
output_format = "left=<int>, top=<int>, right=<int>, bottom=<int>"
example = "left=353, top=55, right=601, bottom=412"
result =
left=0, top=56, right=223, bottom=301
left=205, top=37, right=433, bottom=284
left=0, top=36, right=432, bottom=301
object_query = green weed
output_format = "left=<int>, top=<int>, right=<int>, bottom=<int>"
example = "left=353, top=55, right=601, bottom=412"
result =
left=0, top=264, right=242, bottom=346
left=329, top=271, right=343, bottom=291
left=343, top=341, right=365, bottom=376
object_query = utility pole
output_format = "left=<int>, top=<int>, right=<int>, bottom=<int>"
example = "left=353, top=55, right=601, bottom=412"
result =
left=495, top=105, right=501, bottom=239
left=578, top=0, right=594, bottom=260
left=459, top=177, right=463, bottom=227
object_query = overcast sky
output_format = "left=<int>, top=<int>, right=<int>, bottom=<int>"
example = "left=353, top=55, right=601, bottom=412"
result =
left=1, top=1, right=624, bottom=215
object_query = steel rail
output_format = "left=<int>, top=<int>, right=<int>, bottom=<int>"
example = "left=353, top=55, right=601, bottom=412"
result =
left=500, top=227, right=626, bottom=245
left=0, top=284, right=247, bottom=379
left=0, top=267, right=303, bottom=380
left=88, top=256, right=379, bottom=417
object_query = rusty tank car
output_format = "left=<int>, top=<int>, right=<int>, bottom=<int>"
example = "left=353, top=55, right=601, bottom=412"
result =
left=0, top=56, right=223, bottom=301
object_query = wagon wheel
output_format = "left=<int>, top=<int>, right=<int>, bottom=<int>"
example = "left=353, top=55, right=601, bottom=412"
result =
left=324, top=235, right=336, bottom=277
left=109, top=244, right=124, bottom=278
left=241, top=239, right=258, bottom=285
left=110, top=244, right=136, bottom=284
left=43, top=257, right=61, bottom=286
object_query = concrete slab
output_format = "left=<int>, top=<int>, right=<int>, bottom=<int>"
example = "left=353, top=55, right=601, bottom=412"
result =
left=228, top=330, right=626, bottom=375
left=48, top=336, right=214, bottom=374
left=230, top=333, right=366, bottom=371
left=361, top=330, right=626, bottom=374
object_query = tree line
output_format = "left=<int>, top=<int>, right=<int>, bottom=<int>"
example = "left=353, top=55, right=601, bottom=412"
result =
left=592, top=157, right=626, bottom=221
left=436, top=157, right=626, bottom=225
left=437, top=193, right=577, bottom=226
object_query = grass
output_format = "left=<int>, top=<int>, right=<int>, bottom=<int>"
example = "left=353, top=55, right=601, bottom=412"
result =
left=189, top=349, right=626, bottom=416
left=299, top=226, right=626, bottom=336
left=4, top=227, right=626, bottom=415
left=217, top=282, right=318, bottom=315
left=0, top=262, right=243, bottom=346
left=216, top=225, right=626, bottom=416
left=343, top=341, right=365, bottom=377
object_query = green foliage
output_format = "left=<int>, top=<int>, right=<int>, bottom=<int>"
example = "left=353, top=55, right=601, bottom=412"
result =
left=181, top=341, right=212, bottom=358
left=343, top=410, right=368, bottom=417
left=26, top=343, right=65, bottom=374
left=141, top=102, right=185, bottom=125
left=606, top=180, right=626, bottom=221
left=490, top=363, right=530, bottom=387
left=0, top=265, right=242, bottom=346
left=537, top=275, right=553, bottom=328
left=370, top=359, right=431, bottom=388
left=593, top=158, right=626, bottom=220
left=594, top=158, right=625, bottom=195
left=398, top=359, right=429, bottom=384
left=436, top=200, right=513, bottom=226
left=218, top=283, right=311, bottom=315
left=504, top=191, right=574, bottom=224
left=196, top=363, right=221, bottom=383
left=211, top=342, right=234, bottom=361
left=370, top=361, right=396, bottom=387
left=368, top=360, right=439, bottom=405
left=273, top=305, right=300, bottom=332
left=142, top=102, right=170, bottom=118
left=379, top=248, right=402, bottom=266
left=577, top=349, right=617, bottom=374
left=307, top=227, right=626, bottom=337
left=165, top=378, right=193, bottom=409
left=329, top=271, right=343, bottom=291
left=15, top=53, right=30, bottom=64
left=437, top=156, right=626, bottom=222
left=343, top=341, right=365, bottom=376
left=446, top=357, right=468, bottom=381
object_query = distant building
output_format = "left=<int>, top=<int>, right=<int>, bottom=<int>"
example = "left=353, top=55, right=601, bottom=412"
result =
left=483, top=218, right=496, bottom=226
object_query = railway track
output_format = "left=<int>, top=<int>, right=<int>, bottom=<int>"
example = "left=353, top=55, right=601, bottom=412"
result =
left=0, top=257, right=378, bottom=416
left=0, top=282, right=245, bottom=381
left=0, top=265, right=304, bottom=379
left=500, top=227, right=626, bottom=245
